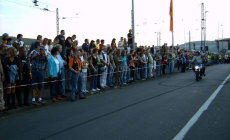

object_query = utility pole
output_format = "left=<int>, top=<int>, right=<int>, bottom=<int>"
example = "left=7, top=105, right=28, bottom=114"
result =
left=131, top=0, right=135, bottom=51
left=221, top=24, right=223, bottom=51
left=201, top=3, right=206, bottom=51
left=159, top=32, right=161, bottom=46
left=56, top=8, right=59, bottom=35
left=204, top=10, right=208, bottom=51
left=189, top=31, right=191, bottom=50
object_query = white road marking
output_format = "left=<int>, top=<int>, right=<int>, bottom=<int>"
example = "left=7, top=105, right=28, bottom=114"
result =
left=173, top=74, right=230, bottom=140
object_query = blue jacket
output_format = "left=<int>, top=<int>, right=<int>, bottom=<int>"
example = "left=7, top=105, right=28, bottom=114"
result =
left=48, top=55, right=59, bottom=77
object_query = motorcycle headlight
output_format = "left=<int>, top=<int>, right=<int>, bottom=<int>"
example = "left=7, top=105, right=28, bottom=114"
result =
left=195, top=66, right=200, bottom=69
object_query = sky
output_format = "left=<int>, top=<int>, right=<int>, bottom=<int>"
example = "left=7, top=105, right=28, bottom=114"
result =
left=0, top=0, right=230, bottom=46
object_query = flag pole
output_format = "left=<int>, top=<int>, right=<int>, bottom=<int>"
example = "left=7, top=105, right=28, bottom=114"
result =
left=170, top=0, right=174, bottom=52
left=172, top=31, right=174, bottom=52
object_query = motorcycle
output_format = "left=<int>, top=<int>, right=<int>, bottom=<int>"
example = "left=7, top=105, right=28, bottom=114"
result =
left=194, top=64, right=203, bottom=81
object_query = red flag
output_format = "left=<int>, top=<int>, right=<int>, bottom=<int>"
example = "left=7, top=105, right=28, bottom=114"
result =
left=170, top=0, right=173, bottom=32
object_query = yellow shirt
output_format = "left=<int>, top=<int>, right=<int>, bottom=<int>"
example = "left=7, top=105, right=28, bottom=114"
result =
left=95, top=44, right=100, bottom=50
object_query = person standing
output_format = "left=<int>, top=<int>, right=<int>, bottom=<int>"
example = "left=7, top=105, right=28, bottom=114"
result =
left=0, top=44, right=5, bottom=111
left=4, top=47, right=20, bottom=109
left=121, top=50, right=128, bottom=84
left=181, top=52, right=187, bottom=72
left=171, top=49, right=176, bottom=73
left=6, top=38, right=13, bottom=48
left=56, top=44, right=66, bottom=97
left=65, top=37, right=73, bottom=50
left=14, top=34, right=24, bottom=47
left=65, top=48, right=73, bottom=92
left=27, top=35, right=42, bottom=56
left=30, top=42, right=48, bottom=104
left=111, top=38, right=117, bottom=50
left=140, top=52, right=147, bottom=80
left=1, top=33, right=9, bottom=45
left=114, top=50, right=122, bottom=87
left=118, top=37, right=124, bottom=50
left=81, top=53, right=89, bottom=93
left=148, top=49, right=154, bottom=78
left=42, top=38, right=50, bottom=56
left=89, top=40, right=96, bottom=53
left=99, top=40, right=105, bottom=50
left=82, top=39, right=90, bottom=55
left=128, top=50, right=137, bottom=82
left=107, top=49, right=115, bottom=87
left=95, top=39, right=100, bottom=50
left=47, top=47, right=63, bottom=102
left=100, top=46, right=109, bottom=88
left=155, top=50, right=162, bottom=77
left=55, top=30, right=66, bottom=58
left=89, top=49, right=100, bottom=93
left=16, top=47, right=31, bottom=106
left=69, top=51, right=86, bottom=101
left=127, top=29, right=134, bottom=50
left=72, top=34, right=77, bottom=42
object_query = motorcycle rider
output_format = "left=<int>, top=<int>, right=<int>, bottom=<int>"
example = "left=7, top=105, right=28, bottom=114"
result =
left=191, top=51, right=206, bottom=76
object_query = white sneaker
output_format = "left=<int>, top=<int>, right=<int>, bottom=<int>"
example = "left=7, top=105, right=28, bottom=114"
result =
left=91, top=89, right=96, bottom=92
left=96, top=88, right=100, bottom=91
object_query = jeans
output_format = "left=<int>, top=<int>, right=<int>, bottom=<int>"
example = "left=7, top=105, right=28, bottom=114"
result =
left=121, top=65, right=127, bottom=84
left=65, top=68, right=72, bottom=91
left=140, top=64, right=147, bottom=79
left=71, top=73, right=83, bottom=100
left=114, top=66, right=121, bottom=86
left=134, top=67, right=139, bottom=80
left=144, top=64, right=148, bottom=79
left=0, top=74, right=4, bottom=110
left=61, top=47, right=67, bottom=58
left=100, top=66, right=107, bottom=88
left=107, top=66, right=114, bottom=86
left=148, top=63, right=153, bottom=78
left=171, top=61, right=175, bottom=73
left=32, top=70, right=44, bottom=89
left=165, top=64, right=170, bottom=74
left=156, top=62, right=162, bottom=76
left=127, top=67, right=130, bottom=82
left=60, top=68, right=65, bottom=95
left=140, top=65, right=146, bottom=79
left=90, top=66, right=98, bottom=90
left=81, top=71, right=87, bottom=91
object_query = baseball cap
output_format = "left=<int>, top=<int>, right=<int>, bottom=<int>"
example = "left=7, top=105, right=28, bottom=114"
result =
left=2, top=33, right=9, bottom=38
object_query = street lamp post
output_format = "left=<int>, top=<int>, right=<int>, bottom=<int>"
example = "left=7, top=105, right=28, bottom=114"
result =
left=56, top=8, right=79, bottom=35
left=154, top=32, right=159, bottom=47
left=131, top=0, right=135, bottom=50
left=56, top=8, right=59, bottom=35
left=221, top=24, right=223, bottom=51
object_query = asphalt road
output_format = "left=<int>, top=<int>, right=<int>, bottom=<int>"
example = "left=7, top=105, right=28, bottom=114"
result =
left=0, top=64, right=230, bottom=140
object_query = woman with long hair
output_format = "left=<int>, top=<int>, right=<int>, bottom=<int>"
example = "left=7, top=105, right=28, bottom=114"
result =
left=111, top=38, right=117, bottom=50
left=89, top=49, right=100, bottom=93
left=4, top=47, right=20, bottom=109
left=120, top=50, right=127, bottom=84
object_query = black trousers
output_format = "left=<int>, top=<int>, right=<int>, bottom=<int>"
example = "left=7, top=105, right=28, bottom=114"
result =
left=16, top=78, right=31, bottom=106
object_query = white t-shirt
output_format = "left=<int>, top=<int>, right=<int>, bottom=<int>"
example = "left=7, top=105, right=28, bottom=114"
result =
left=80, top=56, right=84, bottom=62
left=127, top=47, right=131, bottom=54
left=6, top=44, right=13, bottom=48
left=54, top=57, right=60, bottom=74
left=14, top=40, right=24, bottom=47
left=45, top=45, right=51, bottom=56
left=118, top=41, right=123, bottom=49
left=100, top=50, right=108, bottom=63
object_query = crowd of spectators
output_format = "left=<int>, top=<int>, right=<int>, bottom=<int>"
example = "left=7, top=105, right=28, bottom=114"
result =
left=0, top=30, right=229, bottom=112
